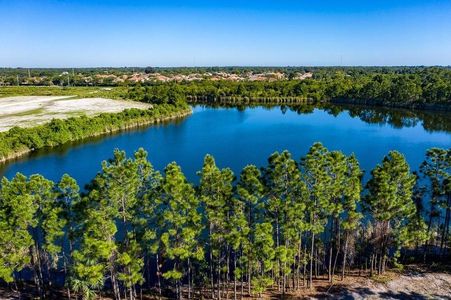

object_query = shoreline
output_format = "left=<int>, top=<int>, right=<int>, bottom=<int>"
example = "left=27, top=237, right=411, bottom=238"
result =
left=0, top=108, right=192, bottom=165
left=187, top=96, right=450, bottom=112
left=1, top=98, right=449, bottom=165
left=329, top=98, right=451, bottom=112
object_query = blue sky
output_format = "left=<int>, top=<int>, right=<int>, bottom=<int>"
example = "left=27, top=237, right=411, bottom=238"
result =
left=1, top=0, right=451, bottom=67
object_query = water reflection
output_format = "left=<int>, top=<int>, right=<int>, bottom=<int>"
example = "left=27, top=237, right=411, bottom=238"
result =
left=201, top=103, right=451, bottom=132
left=0, top=104, right=449, bottom=188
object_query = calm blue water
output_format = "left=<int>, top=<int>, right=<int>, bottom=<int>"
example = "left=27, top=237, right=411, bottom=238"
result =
left=0, top=105, right=449, bottom=187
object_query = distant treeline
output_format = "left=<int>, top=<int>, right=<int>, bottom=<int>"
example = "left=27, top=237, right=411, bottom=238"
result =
left=1, top=66, right=450, bottom=77
left=0, top=144, right=449, bottom=299
left=2, top=67, right=450, bottom=109
left=124, top=68, right=451, bottom=109
left=0, top=103, right=190, bottom=163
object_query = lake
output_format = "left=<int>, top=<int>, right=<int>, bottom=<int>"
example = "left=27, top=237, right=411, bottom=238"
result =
left=0, top=104, right=449, bottom=187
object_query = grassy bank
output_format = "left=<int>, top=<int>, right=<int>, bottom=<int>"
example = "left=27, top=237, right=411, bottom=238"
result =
left=0, top=102, right=191, bottom=163
left=0, top=85, right=127, bottom=99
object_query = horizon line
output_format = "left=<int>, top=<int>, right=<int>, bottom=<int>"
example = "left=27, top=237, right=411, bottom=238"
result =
left=2, top=65, right=451, bottom=69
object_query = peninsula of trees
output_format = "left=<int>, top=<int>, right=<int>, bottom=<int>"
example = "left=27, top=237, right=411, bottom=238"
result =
left=0, top=144, right=449, bottom=299
left=0, top=102, right=191, bottom=163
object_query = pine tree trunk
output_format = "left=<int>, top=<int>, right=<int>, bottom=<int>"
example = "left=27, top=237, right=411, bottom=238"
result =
left=440, top=194, right=450, bottom=256
left=309, top=231, right=315, bottom=289
left=233, top=253, right=237, bottom=300
left=328, top=218, right=334, bottom=283
left=111, top=267, right=121, bottom=300
left=226, top=246, right=230, bottom=300
left=209, top=225, right=215, bottom=299
left=63, top=250, right=71, bottom=300
left=296, top=237, right=302, bottom=290
left=370, top=254, right=374, bottom=277
left=238, top=247, right=244, bottom=299
left=328, top=245, right=333, bottom=283
left=444, top=210, right=450, bottom=255
left=188, top=258, right=192, bottom=299
left=218, top=255, right=222, bottom=300
left=341, top=233, right=349, bottom=280
left=332, top=220, right=341, bottom=282
left=156, top=254, right=162, bottom=296
left=317, top=249, right=320, bottom=278
left=247, top=257, right=251, bottom=296
left=32, top=241, right=45, bottom=300
left=30, top=247, right=41, bottom=299
left=282, top=262, right=286, bottom=295
left=425, top=198, right=437, bottom=258
left=378, top=253, right=383, bottom=275
left=276, top=215, right=280, bottom=293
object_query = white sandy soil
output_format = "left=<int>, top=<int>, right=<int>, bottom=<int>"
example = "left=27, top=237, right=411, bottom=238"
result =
left=336, top=272, right=451, bottom=299
left=0, top=96, right=152, bottom=132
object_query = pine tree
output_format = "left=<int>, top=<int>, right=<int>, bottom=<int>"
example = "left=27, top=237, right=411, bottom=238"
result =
left=262, top=150, right=308, bottom=293
left=56, top=174, right=81, bottom=299
left=28, top=174, right=64, bottom=296
left=218, top=167, right=235, bottom=299
left=300, top=143, right=333, bottom=288
left=340, top=154, right=363, bottom=280
left=0, top=174, right=36, bottom=284
left=420, top=148, right=450, bottom=254
left=70, top=204, right=117, bottom=299
left=323, top=150, right=347, bottom=283
left=198, top=154, right=228, bottom=299
left=1, top=144, right=447, bottom=297
left=132, top=149, right=163, bottom=295
left=223, top=170, right=249, bottom=300
left=158, top=162, right=204, bottom=299
left=365, top=151, right=417, bottom=273
left=91, top=148, right=156, bottom=299
left=251, top=222, right=275, bottom=297
left=236, top=165, right=264, bottom=295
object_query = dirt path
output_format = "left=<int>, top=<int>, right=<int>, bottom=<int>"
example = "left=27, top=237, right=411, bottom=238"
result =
left=0, top=96, right=152, bottom=131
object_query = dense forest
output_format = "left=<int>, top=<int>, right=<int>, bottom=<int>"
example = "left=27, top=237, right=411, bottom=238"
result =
left=124, top=68, right=451, bottom=108
left=0, top=103, right=190, bottom=163
left=1, top=67, right=450, bottom=109
left=0, top=144, right=449, bottom=299
left=1, top=66, right=450, bottom=78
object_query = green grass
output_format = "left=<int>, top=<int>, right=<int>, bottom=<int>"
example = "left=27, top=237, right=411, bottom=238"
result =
left=370, top=272, right=397, bottom=284
left=0, top=86, right=127, bottom=100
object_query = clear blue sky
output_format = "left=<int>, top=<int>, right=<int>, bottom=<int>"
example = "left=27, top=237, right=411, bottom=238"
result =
left=1, top=0, right=451, bottom=67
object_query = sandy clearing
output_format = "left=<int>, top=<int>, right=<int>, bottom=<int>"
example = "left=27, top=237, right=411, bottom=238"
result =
left=334, top=272, right=451, bottom=299
left=0, top=96, right=152, bottom=132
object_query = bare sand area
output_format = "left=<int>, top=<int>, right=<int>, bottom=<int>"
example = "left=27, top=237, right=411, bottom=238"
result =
left=0, top=96, right=152, bottom=132
left=335, top=272, right=451, bottom=299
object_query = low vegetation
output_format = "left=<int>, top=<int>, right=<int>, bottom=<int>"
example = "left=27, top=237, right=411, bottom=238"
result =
left=0, top=144, right=449, bottom=299
left=0, top=86, right=126, bottom=99
left=0, top=102, right=190, bottom=162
